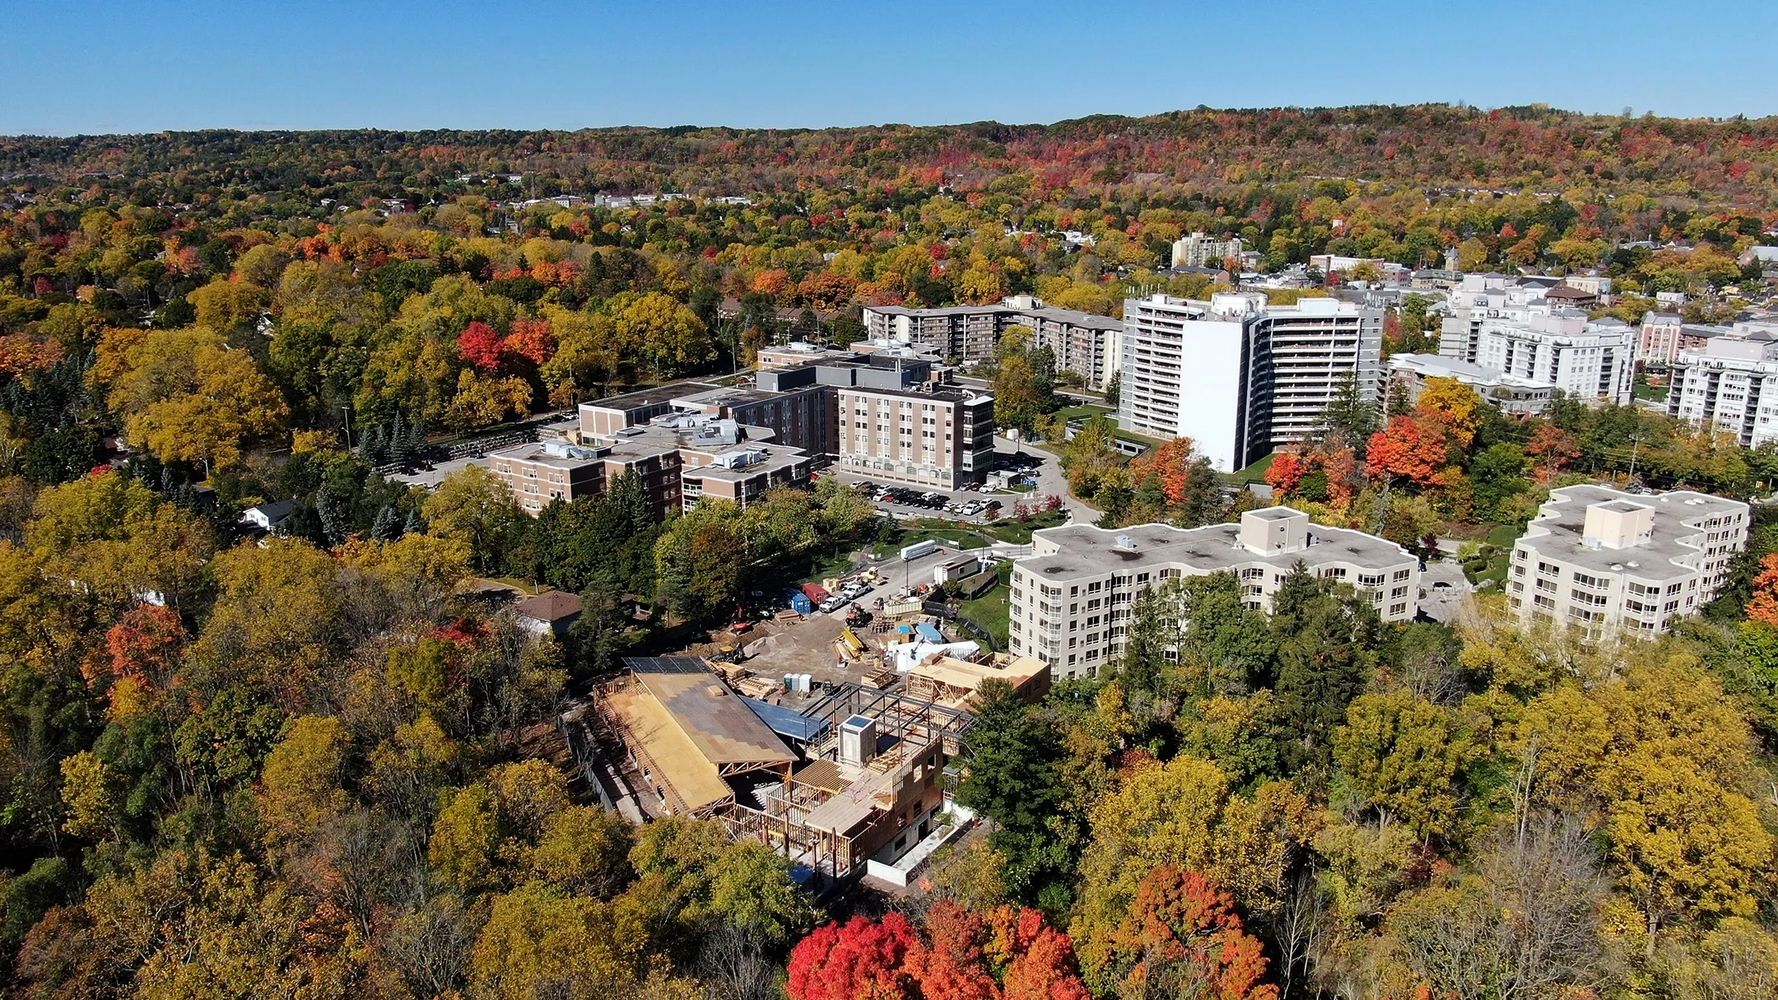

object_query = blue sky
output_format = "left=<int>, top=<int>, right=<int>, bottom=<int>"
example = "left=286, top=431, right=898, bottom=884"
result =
left=3, top=0, right=1772, bottom=135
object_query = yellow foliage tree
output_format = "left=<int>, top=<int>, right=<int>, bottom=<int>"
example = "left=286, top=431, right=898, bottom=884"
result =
left=101, top=327, right=289, bottom=472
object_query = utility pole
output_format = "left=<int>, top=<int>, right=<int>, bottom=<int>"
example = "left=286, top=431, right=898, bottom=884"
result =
left=1627, top=434, right=1642, bottom=485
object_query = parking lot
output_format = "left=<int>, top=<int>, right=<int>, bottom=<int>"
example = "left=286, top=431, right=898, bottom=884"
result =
left=827, top=451, right=1052, bottom=524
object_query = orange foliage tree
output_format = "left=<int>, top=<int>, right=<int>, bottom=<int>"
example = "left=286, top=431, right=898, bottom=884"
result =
left=1747, top=553, right=1778, bottom=626
left=503, top=318, right=556, bottom=367
left=1265, top=450, right=1308, bottom=498
left=1366, top=415, right=1447, bottom=487
left=1526, top=422, right=1581, bottom=481
left=1129, top=437, right=1201, bottom=507
left=97, top=604, right=188, bottom=693
left=904, top=902, right=1000, bottom=1000
left=1099, top=867, right=1279, bottom=1000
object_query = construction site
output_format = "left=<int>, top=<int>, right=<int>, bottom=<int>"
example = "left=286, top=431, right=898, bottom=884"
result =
left=577, top=632, right=1044, bottom=888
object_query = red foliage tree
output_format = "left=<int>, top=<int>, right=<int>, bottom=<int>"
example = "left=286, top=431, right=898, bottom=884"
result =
left=1102, top=867, right=1278, bottom=1000
left=1365, top=414, right=1446, bottom=487
left=787, top=913, right=918, bottom=1000
left=456, top=321, right=506, bottom=371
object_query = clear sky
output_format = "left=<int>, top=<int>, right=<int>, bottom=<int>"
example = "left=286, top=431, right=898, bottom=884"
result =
left=3, top=0, right=1772, bottom=135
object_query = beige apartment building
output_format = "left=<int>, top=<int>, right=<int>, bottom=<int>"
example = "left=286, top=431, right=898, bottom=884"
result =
left=861, top=295, right=1123, bottom=389
left=1507, top=485, right=1749, bottom=638
left=486, top=441, right=611, bottom=512
left=834, top=385, right=996, bottom=489
left=487, top=416, right=810, bottom=517
left=1008, top=507, right=1419, bottom=679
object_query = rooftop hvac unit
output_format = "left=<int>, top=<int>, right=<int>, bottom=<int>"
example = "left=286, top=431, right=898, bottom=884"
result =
left=839, top=714, right=878, bottom=767
left=1113, top=533, right=1138, bottom=552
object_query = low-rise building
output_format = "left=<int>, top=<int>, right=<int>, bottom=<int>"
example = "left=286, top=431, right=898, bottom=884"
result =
left=1008, top=507, right=1419, bottom=680
left=1639, top=311, right=1730, bottom=366
left=487, top=351, right=994, bottom=512
left=1387, top=353, right=1554, bottom=416
left=486, top=441, right=614, bottom=513
left=1507, top=485, right=1749, bottom=637
left=834, top=384, right=996, bottom=489
left=592, top=657, right=974, bottom=883
left=487, top=418, right=811, bottom=517
left=514, top=591, right=583, bottom=637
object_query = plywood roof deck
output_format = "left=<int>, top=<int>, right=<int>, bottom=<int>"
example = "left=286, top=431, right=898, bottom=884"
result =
left=626, top=657, right=797, bottom=772
left=603, top=681, right=734, bottom=816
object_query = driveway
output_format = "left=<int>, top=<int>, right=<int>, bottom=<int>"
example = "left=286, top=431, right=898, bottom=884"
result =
left=996, top=435, right=1097, bottom=523
left=1416, top=559, right=1474, bottom=624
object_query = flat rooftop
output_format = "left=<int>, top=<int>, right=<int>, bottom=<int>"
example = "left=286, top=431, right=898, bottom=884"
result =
left=1017, top=519, right=1414, bottom=581
left=836, top=383, right=991, bottom=404
left=581, top=382, right=713, bottom=414
left=487, top=442, right=605, bottom=470
left=682, top=445, right=810, bottom=483
left=1389, top=353, right=1553, bottom=389
left=1515, top=485, right=1748, bottom=581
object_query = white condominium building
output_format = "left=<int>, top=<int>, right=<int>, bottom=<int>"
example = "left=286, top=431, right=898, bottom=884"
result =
left=1118, top=292, right=1383, bottom=471
left=1171, top=231, right=1244, bottom=269
left=1666, top=325, right=1778, bottom=448
left=1008, top=507, right=1419, bottom=680
left=1387, top=353, right=1554, bottom=416
left=1471, top=311, right=1635, bottom=406
left=1507, top=485, right=1748, bottom=638
left=1438, top=273, right=1553, bottom=363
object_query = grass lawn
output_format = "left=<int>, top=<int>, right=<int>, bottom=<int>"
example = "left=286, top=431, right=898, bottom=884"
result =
left=1484, top=523, right=1522, bottom=548
left=1471, top=550, right=1512, bottom=589
left=956, top=565, right=1012, bottom=648
left=1219, top=452, right=1277, bottom=485
left=808, top=547, right=862, bottom=582
left=980, top=509, right=1068, bottom=543
left=1052, top=403, right=1115, bottom=423
left=867, top=511, right=1067, bottom=557
left=1634, top=373, right=1669, bottom=402
left=475, top=576, right=550, bottom=596
left=872, top=524, right=994, bottom=558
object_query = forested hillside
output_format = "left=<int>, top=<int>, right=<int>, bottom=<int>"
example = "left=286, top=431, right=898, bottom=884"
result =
left=0, top=106, right=1775, bottom=999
